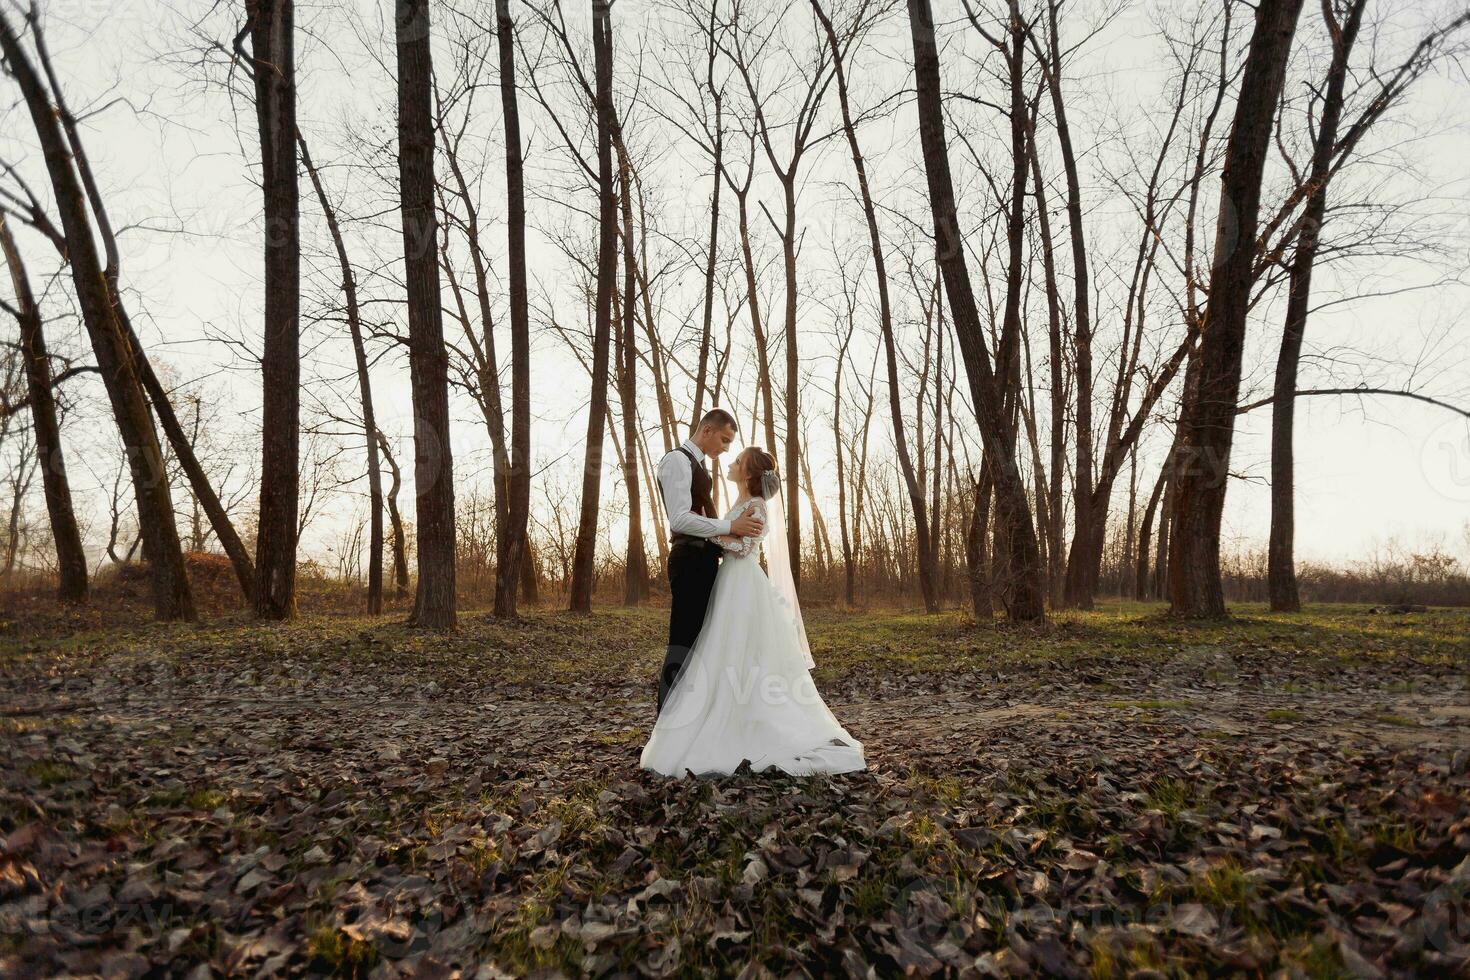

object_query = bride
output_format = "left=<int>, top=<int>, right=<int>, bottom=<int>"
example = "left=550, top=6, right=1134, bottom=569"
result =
left=641, top=446, right=867, bottom=778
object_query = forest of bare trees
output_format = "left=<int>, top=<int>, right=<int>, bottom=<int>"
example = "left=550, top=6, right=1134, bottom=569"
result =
left=2, top=0, right=1469, bottom=624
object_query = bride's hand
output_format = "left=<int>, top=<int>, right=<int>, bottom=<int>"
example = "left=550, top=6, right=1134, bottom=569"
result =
left=730, top=512, right=763, bottom=537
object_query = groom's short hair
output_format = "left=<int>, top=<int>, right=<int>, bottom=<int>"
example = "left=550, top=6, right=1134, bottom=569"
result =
left=698, top=408, right=737, bottom=432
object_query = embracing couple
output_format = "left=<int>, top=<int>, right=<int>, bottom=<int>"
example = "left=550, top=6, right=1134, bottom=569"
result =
left=639, top=409, right=867, bottom=778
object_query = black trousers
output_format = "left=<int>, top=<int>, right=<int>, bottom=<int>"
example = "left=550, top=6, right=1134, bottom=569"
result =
left=658, top=540, right=721, bottom=714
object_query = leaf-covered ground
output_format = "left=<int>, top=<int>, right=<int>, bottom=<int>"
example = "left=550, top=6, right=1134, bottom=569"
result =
left=2, top=600, right=1467, bottom=978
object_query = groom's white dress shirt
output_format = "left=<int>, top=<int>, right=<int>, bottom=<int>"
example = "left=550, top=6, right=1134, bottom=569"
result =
left=658, top=438, right=731, bottom=538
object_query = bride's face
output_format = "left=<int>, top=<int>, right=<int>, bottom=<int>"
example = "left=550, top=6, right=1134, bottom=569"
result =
left=725, top=454, right=745, bottom=485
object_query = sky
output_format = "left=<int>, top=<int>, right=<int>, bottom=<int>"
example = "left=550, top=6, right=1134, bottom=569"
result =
left=2, top=0, right=1468, bottom=578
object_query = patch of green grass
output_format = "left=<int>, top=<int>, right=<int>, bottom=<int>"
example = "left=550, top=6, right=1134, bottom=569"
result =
left=1104, top=698, right=1192, bottom=711
left=187, top=788, right=227, bottom=811
left=25, top=759, right=81, bottom=787
left=1089, top=934, right=1168, bottom=979
left=1371, top=820, right=1417, bottom=852
left=1280, top=934, right=1348, bottom=978
left=1372, top=712, right=1417, bottom=727
left=849, top=876, right=888, bottom=919
left=1143, top=777, right=1195, bottom=817
left=907, top=772, right=966, bottom=807
left=1265, top=708, right=1304, bottom=722
left=1191, top=859, right=1254, bottom=911
left=482, top=891, right=582, bottom=975
left=1309, top=819, right=1361, bottom=865
left=306, top=922, right=377, bottom=978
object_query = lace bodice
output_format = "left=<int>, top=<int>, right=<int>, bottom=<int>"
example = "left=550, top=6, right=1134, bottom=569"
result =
left=720, top=497, right=767, bottom=558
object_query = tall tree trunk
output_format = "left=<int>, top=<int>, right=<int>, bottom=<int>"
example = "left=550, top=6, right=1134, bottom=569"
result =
left=1036, top=0, right=1094, bottom=611
left=249, top=0, right=300, bottom=620
left=396, top=0, right=456, bottom=627
left=1170, top=0, right=1305, bottom=617
left=832, top=314, right=855, bottom=607
left=907, top=0, right=1046, bottom=622
left=777, top=177, right=802, bottom=590
left=568, top=0, right=617, bottom=613
left=1270, top=0, right=1366, bottom=613
left=1026, top=129, right=1066, bottom=608
left=615, top=146, right=648, bottom=604
left=0, top=10, right=193, bottom=621
left=495, top=0, right=532, bottom=618
left=812, top=0, right=936, bottom=612
left=1, top=213, right=87, bottom=601
left=991, top=0, right=1031, bottom=612
left=299, top=134, right=382, bottom=614
left=691, top=103, right=721, bottom=429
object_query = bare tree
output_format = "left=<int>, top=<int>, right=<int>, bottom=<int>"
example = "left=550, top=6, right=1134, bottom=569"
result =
left=243, top=0, right=301, bottom=619
left=0, top=9, right=194, bottom=620
left=1268, top=2, right=1470, bottom=611
left=298, top=133, right=383, bottom=613
left=496, top=0, right=533, bottom=618
left=396, top=0, right=457, bottom=627
left=907, top=0, right=1046, bottom=621
left=811, top=0, right=939, bottom=612
left=720, top=0, right=839, bottom=590
left=0, top=212, right=86, bottom=600
left=1169, top=0, right=1306, bottom=618
left=568, top=0, right=618, bottom=612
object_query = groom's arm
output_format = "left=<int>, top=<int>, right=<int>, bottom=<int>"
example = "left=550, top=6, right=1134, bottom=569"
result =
left=657, top=453, right=731, bottom=538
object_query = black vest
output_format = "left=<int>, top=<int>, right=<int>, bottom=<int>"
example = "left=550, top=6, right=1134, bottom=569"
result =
left=671, top=446, right=716, bottom=544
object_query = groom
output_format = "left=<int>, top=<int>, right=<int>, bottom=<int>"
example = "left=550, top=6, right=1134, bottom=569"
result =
left=655, top=409, right=764, bottom=714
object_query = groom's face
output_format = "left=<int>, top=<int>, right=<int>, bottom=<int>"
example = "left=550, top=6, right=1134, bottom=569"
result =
left=699, top=423, right=737, bottom=458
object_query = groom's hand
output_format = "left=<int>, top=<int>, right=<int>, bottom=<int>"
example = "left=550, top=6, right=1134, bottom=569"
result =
left=730, top=513, right=763, bottom=537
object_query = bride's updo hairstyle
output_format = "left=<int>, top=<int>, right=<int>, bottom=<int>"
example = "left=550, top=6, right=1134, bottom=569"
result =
left=741, top=447, right=781, bottom=500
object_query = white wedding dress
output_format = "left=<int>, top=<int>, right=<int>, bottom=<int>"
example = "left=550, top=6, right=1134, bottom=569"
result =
left=641, top=495, right=867, bottom=778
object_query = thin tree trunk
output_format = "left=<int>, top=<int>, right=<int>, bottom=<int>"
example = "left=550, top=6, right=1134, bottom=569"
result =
left=495, top=0, right=532, bottom=618
left=1171, top=0, right=1305, bottom=617
left=1135, top=453, right=1168, bottom=600
left=377, top=429, right=410, bottom=598
left=777, top=178, right=802, bottom=590
left=1270, top=0, right=1366, bottom=613
left=1, top=214, right=86, bottom=601
left=397, top=0, right=456, bottom=627
left=568, top=0, right=618, bottom=613
left=249, top=0, right=300, bottom=620
left=833, top=314, right=855, bottom=607
left=299, top=134, right=382, bottom=614
left=615, top=146, right=648, bottom=604
left=1027, top=123, right=1066, bottom=607
left=736, top=193, right=777, bottom=455
left=691, top=104, right=721, bottom=429
left=1035, top=0, right=1094, bottom=610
